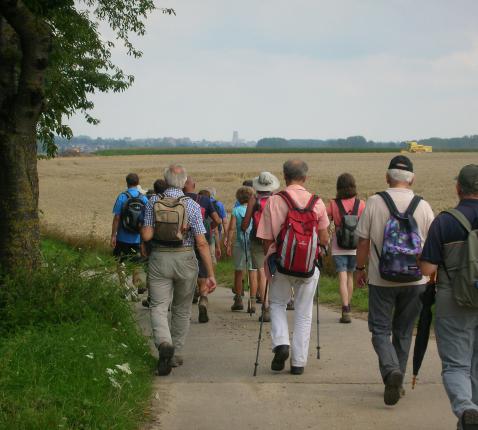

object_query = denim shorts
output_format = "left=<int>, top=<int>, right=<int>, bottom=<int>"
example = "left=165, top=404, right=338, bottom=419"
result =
left=333, top=255, right=356, bottom=273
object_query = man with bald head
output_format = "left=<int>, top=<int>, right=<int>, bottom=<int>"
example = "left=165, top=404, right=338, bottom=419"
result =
left=257, top=159, right=330, bottom=375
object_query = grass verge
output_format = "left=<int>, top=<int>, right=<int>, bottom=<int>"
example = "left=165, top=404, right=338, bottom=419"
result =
left=0, top=238, right=154, bottom=430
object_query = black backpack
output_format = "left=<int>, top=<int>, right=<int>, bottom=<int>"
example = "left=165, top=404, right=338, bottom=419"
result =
left=121, top=191, right=145, bottom=233
left=335, top=198, right=360, bottom=250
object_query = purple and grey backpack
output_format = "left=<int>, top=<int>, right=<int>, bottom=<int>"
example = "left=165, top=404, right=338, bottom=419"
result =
left=374, top=192, right=423, bottom=283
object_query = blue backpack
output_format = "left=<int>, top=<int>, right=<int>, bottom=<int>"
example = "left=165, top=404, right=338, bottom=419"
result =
left=374, top=192, right=423, bottom=283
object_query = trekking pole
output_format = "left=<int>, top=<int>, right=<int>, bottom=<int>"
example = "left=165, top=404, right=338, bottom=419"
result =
left=253, top=280, right=269, bottom=376
left=316, top=275, right=321, bottom=359
left=243, top=231, right=252, bottom=316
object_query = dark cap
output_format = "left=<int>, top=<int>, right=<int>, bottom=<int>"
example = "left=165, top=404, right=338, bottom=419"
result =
left=457, top=164, right=478, bottom=194
left=388, top=155, right=413, bottom=172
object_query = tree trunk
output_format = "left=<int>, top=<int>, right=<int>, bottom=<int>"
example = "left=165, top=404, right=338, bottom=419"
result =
left=0, top=130, right=41, bottom=272
left=0, top=1, right=51, bottom=274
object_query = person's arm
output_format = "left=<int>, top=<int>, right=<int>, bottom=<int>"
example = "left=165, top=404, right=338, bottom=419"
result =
left=210, top=212, right=221, bottom=229
left=226, top=215, right=236, bottom=257
left=262, top=239, right=274, bottom=255
left=195, top=234, right=217, bottom=292
left=420, top=261, right=437, bottom=277
left=141, top=226, right=154, bottom=242
left=355, top=237, right=370, bottom=288
left=241, top=195, right=256, bottom=232
left=140, top=199, right=155, bottom=242
left=318, top=228, right=329, bottom=247
left=111, top=215, right=120, bottom=248
left=214, top=227, right=222, bottom=260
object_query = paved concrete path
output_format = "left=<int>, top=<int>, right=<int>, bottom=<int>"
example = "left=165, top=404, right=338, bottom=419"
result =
left=136, top=286, right=456, bottom=430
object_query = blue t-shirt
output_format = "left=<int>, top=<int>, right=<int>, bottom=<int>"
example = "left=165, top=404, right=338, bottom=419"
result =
left=232, top=204, right=252, bottom=244
left=113, top=188, right=148, bottom=244
left=212, top=198, right=227, bottom=220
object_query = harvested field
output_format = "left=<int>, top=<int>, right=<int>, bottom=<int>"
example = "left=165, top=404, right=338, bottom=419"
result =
left=38, top=152, right=470, bottom=240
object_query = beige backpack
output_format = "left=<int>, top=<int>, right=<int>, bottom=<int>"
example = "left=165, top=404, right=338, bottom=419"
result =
left=153, top=196, right=189, bottom=246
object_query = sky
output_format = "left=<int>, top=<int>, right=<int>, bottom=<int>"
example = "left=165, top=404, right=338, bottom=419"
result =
left=69, top=0, right=478, bottom=142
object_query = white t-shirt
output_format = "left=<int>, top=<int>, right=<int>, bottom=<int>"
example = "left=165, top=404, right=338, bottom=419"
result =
left=356, top=188, right=435, bottom=287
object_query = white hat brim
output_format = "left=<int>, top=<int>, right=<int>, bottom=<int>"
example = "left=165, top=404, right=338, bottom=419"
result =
left=252, top=174, right=280, bottom=192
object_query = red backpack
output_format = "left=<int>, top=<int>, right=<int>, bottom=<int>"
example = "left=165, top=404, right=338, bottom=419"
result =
left=275, top=191, right=321, bottom=278
left=250, top=195, right=270, bottom=239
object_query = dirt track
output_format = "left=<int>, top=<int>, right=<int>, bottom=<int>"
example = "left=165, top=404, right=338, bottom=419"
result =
left=136, top=286, right=456, bottom=430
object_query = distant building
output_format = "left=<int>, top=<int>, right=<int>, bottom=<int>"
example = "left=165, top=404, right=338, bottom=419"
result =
left=232, top=130, right=239, bottom=145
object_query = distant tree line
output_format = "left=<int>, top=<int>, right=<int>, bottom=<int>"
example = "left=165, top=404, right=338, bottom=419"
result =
left=257, top=135, right=478, bottom=149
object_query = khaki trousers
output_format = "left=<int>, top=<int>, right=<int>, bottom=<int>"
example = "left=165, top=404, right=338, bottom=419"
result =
left=148, top=249, right=199, bottom=353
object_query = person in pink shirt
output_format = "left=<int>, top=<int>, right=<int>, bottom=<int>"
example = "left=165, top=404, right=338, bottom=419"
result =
left=326, top=173, right=366, bottom=324
left=257, top=159, right=329, bottom=375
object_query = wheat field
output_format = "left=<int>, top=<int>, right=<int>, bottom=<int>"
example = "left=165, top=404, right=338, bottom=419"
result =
left=38, top=152, right=471, bottom=241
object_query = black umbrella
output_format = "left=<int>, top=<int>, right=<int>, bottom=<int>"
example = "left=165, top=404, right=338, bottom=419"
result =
left=412, top=281, right=436, bottom=389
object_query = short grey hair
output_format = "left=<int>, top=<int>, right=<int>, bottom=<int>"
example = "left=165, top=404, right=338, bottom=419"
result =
left=164, top=164, right=188, bottom=188
left=283, top=159, right=308, bottom=182
left=387, top=168, right=414, bottom=184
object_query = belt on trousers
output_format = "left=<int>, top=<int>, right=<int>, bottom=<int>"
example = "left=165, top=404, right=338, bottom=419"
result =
left=151, top=246, right=193, bottom=253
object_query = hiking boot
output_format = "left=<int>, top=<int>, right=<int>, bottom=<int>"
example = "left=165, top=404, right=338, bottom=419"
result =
left=247, top=299, right=256, bottom=314
left=231, top=295, right=244, bottom=311
left=384, top=370, right=404, bottom=406
left=290, top=366, right=304, bottom=375
left=258, top=308, right=271, bottom=322
left=142, top=297, right=150, bottom=308
left=169, top=355, right=184, bottom=368
left=157, top=342, right=175, bottom=376
left=286, top=299, right=295, bottom=311
left=198, top=296, right=209, bottom=323
left=461, top=409, right=478, bottom=430
left=340, top=306, right=352, bottom=324
left=271, top=345, right=289, bottom=371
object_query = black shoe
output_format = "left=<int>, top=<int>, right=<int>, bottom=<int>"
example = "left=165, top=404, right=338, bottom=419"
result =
left=384, top=370, right=404, bottom=406
left=286, top=299, right=295, bottom=311
left=271, top=345, right=289, bottom=371
left=142, top=297, right=150, bottom=308
left=157, top=343, right=175, bottom=376
left=290, top=366, right=304, bottom=375
left=461, top=409, right=478, bottom=430
left=256, top=296, right=262, bottom=304
left=198, top=297, right=209, bottom=323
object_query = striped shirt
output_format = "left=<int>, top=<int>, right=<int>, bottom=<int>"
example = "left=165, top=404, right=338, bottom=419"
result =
left=144, top=188, right=206, bottom=247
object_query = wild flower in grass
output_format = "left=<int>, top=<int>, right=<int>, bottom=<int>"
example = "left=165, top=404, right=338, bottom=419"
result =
left=109, top=376, right=121, bottom=389
left=86, top=353, right=94, bottom=359
left=115, top=363, right=132, bottom=375
left=120, top=343, right=128, bottom=348
left=106, top=368, right=117, bottom=376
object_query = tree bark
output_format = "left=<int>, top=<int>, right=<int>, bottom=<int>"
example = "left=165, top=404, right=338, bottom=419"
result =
left=0, top=1, right=51, bottom=273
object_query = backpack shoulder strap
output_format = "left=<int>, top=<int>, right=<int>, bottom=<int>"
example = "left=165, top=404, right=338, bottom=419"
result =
left=305, top=195, right=319, bottom=212
left=123, top=191, right=132, bottom=200
left=405, top=195, right=423, bottom=217
left=335, top=198, right=347, bottom=216
left=377, top=191, right=400, bottom=218
left=277, top=191, right=295, bottom=210
left=444, top=208, right=472, bottom=233
left=351, top=198, right=360, bottom=215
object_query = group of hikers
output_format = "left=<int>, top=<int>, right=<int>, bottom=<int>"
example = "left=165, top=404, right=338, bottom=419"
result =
left=110, top=157, right=478, bottom=430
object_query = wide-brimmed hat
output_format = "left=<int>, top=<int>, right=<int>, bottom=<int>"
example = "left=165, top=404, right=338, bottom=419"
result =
left=252, top=172, right=280, bottom=192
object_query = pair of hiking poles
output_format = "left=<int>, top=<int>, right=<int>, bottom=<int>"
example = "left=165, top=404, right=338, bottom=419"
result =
left=252, top=256, right=323, bottom=376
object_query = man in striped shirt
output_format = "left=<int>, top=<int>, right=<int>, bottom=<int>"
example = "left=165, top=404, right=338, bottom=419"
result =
left=142, top=164, right=216, bottom=376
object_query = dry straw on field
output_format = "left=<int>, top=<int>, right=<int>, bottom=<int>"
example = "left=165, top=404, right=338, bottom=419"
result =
left=38, top=152, right=468, bottom=239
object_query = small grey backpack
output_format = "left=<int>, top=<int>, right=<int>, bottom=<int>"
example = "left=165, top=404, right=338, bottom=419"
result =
left=335, top=198, right=360, bottom=250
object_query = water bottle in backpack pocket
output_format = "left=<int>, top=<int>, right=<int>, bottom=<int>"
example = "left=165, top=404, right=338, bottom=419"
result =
left=335, top=198, right=360, bottom=250
left=374, top=192, right=423, bottom=283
